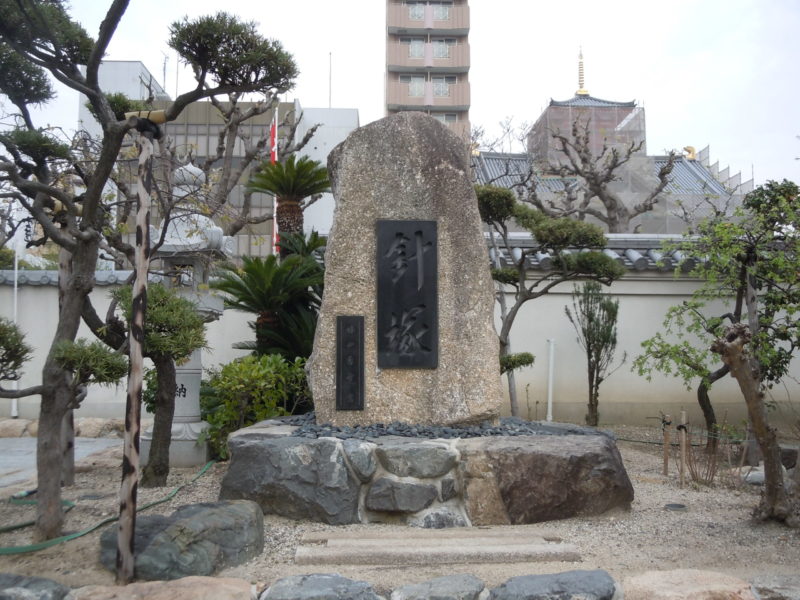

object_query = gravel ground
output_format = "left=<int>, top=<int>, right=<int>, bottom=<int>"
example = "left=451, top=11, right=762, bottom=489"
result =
left=0, top=425, right=798, bottom=595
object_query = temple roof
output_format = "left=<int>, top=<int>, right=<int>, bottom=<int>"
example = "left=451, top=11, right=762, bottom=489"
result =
left=472, top=153, right=731, bottom=196
left=549, top=94, right=637, bottom=108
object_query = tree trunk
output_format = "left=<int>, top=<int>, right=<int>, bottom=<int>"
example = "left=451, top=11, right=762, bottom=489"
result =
left=117, top=131, right=153, bottom=584
left=697, top=364, right=727, bottom=451
left=586, top=366, right=599, bottom=426
left=35, top=385, right=67, bottom=540
left=58, top=240, right=75, bottom=487
left=255, top=311, right=278, bottom=356
left=712, top=324, right=791, bottom=523
left=141, top=355, right=176, bottom=488
left=498, top=340, right=520, bottom=418
left=276, top=197, right=303, bottom=257
left=60, top=410, right=75, bottom=486
left=36, top=241, right=99, bottom=540
left=602, top=202, right=630, bottom=234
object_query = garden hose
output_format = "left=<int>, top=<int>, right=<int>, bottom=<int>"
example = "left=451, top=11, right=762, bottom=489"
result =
left=1, top=495, right=76, bottom=534
left=0, top=460, right=216, bottom=555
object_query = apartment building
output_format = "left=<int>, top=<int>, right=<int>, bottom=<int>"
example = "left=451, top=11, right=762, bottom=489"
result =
left=385, top=0, right=470, bottom=139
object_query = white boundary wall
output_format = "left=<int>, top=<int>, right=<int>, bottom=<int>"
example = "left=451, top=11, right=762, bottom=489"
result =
left=499, top=271, right=800, bottom=431
left=0, top=278, right=251, bottom=420
left=2, top=270, right=798, bottom=430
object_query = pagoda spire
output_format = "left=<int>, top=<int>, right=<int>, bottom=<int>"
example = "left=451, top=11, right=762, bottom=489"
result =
left=576, top=47, right=589, bottom=96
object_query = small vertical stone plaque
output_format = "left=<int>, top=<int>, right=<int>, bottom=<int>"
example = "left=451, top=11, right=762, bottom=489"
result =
left=376, top=219, right=438, bottom=368
left=336, top=315, right=364, bottom=410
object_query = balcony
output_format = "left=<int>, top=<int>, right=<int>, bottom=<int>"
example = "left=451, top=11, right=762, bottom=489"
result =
left=386, top=80, right=470, bottom=111
left=386, top=42, right=470, bottom=73
left=387, top=3, right=470, bottom=35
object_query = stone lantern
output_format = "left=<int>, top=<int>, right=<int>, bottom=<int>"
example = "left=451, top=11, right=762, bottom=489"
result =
left=140, top=164, right=233, bottom=467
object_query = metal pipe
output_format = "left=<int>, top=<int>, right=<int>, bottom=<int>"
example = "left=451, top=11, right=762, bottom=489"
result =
left=546, top=338, right=555, bottom=422
left=11, top=240, right=19, bottom=418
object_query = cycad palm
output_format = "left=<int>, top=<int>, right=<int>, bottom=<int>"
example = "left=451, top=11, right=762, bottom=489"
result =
left=248, top=155, right=331, bottom=241
left=211, top=254, right=322, bottom=354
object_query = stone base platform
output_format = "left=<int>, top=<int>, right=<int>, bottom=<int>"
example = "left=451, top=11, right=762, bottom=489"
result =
left=295, top=526, right=580, bottom=565
left=218, top=418, right=634, bottom=527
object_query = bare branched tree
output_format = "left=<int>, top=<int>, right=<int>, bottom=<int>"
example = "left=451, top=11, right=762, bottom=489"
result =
left=546, top=118, right=677, bottom=233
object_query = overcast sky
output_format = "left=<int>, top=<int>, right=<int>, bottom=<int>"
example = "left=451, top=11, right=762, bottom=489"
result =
left=23, top=0, right=800, bottom=186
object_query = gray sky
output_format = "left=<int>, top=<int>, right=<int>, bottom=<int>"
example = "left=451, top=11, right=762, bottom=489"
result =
left=24, top=0, right=800, bottom=186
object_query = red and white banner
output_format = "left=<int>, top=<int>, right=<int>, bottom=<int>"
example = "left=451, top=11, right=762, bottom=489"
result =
left=269, top=110, right=278, bottom=164
left=270, top=109, right=279, bottom=254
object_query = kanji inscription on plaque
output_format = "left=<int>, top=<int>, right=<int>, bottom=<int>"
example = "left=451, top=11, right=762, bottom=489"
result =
left=336, top=315, right=364, bottom=410
left=376, top=220, right=438, bottom=368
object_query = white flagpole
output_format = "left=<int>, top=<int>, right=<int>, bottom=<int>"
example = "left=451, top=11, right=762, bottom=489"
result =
left=11, top=230, right=21, bottom=418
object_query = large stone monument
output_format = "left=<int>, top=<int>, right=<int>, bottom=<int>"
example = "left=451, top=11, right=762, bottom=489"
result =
left=308, top=112, right=503, bottom=426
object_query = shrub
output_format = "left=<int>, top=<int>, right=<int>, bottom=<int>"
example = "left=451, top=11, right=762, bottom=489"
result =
left=201, top=354, right=310, bottom=458
left=0, top=317, right=32, bottom=382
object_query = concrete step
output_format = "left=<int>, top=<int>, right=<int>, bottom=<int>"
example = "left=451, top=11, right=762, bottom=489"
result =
left=294, top=527, right=580, bottom=566
left=300, top=526, right=563, bottom=543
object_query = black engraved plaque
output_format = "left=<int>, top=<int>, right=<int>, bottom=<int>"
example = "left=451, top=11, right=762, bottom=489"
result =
left=336, top=315, right=365, bottom=410
left=376, top=220, right=438, bottom=368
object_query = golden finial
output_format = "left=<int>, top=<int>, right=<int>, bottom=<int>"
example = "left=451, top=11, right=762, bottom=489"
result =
left=576, top=47, right=589, bottom=96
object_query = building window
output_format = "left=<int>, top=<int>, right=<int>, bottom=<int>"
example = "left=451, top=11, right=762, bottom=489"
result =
left=399, top=74, right=425, bottom=97
left=407, top=1, right=424, bottom=20
left=431, top=1, right=452, bottom=20
left=433, top=113, right=458, bottom=123
left=400, top=37, right=425, bottom=58
left=432, top=75, right=456, bottom=97
left=432, top=38, right=455, bottom=58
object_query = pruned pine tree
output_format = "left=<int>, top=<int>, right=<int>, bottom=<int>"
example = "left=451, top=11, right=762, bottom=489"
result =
left=475, top=184, right=624, bottom=417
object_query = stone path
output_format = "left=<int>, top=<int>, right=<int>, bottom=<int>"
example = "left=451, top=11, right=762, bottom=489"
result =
left=294, top=525, right=581, bottom=566
left=0, top=437, right=121, bottom=488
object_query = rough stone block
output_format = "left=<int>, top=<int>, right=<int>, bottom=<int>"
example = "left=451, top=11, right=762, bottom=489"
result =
left=99, top=500, right=263, bottom=580
left=308, top=112, right=503, bottom=427
left=343, top=439, right=378, bottom=482
left=459, top=435, right=633, bottom=525
left=440, top=477, right=458, bottom=502
left=0, top=418, right=32, bottom=437
left=751, top=574, right=800, bottom=600
left=376, top=441, right=458, bottom=478
left=220, top=435, right=360, bottom=524
left=366, top=477, right=437, bottom=513
left=489, top=570, right=617, bottom=600
left=407, top=507, right=468, bottom=529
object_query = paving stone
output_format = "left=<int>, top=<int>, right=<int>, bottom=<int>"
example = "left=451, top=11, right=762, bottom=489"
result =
left=0, top=573, right=69, bottom=600
left=489, top=570, right=617, bottom=600
left=260, top=574, right=383, bottom=600
left=391, top=574, right=486, bottom=600
left=624, top=569, right=754, bottom=600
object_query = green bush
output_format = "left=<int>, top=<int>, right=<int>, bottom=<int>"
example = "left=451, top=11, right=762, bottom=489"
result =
left=0, top=317, right=32, bottom=382
left=201, top=354, right=311, bottom=459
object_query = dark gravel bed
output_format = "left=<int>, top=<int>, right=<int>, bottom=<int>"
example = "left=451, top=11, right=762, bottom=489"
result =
left=282, top=412, right=613, bottom=440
